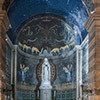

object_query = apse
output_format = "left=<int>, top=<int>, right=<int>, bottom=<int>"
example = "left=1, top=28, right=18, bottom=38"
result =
left=6, top=0, right=89, bottom=100
left=15, top=12, right=77, bottom=100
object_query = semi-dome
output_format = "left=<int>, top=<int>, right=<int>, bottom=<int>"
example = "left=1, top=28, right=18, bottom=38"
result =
left=8, top=0, right=88, bottom=51
left=7, top=0, right=89, bottom=45
left=16, top=13, right=76, bottom=57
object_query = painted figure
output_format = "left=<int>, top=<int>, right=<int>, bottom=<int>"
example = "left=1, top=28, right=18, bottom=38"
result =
left=20, top=64, right=29, bottom=83
left=63, top=64, right=72, bottom=82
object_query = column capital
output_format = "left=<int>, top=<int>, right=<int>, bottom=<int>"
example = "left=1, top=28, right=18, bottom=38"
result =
left=85, top=2, right=100, bottom=99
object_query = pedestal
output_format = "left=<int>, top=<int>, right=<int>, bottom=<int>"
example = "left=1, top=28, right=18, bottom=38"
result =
left=85, top=0, right=100, bottom=99
left=39, top=81, right=52, bottom=100
left=40, top=84, right=52, bottom=100
left=0, top=10, right=10, bottom=100
left=40, top=89, right=52, bottom=100
left=39, top=58, right=52, bottom=100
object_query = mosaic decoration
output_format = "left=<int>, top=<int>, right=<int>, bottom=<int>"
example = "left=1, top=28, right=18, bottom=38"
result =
left=63, top=64, right=72, bottom=82
left=19, top=64, right=30, bottom=83
left=7, top=0, right=88, bottom=44
left=56, top=90, right=76, bottom=100
left=17, top=13, right=75, bottom=57
left=17, top=49, right=76, bottom=85
left=53, top=52, right=76, bottom=85
left=6, top=42, right=11, bottom=84
left=17, top=46, right=76, bottom=100
left=6, top=0, right=89, bottom=99
left=17, top=51, right=38, bottom=85
left=17, top=89, right=36, bottom=100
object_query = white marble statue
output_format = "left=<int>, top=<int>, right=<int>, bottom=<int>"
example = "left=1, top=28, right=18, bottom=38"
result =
left=40, top=58, right=52, bottom=100
left=42, top=58, right=51, bottom=82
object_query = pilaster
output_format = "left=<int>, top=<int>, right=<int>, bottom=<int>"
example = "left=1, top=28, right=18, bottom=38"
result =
left=0, top=7, right=10, bottom=100
left=0, top=0, right=5, bottom=10
left=76, top=45, right=82, bottom=100
left=85, top=0, right=100, bottom=99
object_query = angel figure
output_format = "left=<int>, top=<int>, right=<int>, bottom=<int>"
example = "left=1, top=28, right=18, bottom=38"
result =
left=63, top=64, right=72, bottom=82
left=20, top=64, right=29, bottom=83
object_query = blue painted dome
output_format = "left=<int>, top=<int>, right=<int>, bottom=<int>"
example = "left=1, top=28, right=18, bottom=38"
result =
left=7, top=0, right=88, bottom=44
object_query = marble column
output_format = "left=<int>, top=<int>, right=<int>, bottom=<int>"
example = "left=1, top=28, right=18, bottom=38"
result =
left=85, top=0, right=100, bottom=99
left=76, top=45, right=82, bottom=100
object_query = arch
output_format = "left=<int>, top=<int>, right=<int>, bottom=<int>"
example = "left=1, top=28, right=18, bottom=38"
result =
left=82, top=0, right=94, bottom=13
left=2, top=0, right=14, bottom=11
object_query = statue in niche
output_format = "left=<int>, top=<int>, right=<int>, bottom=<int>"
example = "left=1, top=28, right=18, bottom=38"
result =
left=20, top=64, right=29, bottom=83
left=63, top=64, right=72, bottom=82
left=41, top=58, right=51, bottom=82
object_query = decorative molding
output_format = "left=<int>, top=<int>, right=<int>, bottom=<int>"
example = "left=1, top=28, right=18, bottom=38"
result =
left=17, top=85, right=36, bottom=91
left=81, top=35, right=88, bottom=48
left=53, top=84, right=76, bottom=91
left=82, top=0, right=94, bottom=14
left=6, top=34, right=14, bottom=50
